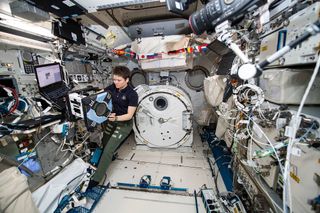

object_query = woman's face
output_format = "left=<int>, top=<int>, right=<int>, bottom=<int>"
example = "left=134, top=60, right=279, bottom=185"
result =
left=113, top=74, right=129, bottom=90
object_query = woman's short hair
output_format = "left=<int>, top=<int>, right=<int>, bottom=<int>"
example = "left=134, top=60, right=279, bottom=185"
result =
left=113, top=66, right=131, bottom=80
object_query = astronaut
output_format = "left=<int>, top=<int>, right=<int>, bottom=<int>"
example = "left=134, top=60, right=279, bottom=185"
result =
left=88, top=66, right=138, bottom=188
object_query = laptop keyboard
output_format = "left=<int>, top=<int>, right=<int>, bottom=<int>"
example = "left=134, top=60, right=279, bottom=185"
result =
left=46, top=86, right=69, bottom=99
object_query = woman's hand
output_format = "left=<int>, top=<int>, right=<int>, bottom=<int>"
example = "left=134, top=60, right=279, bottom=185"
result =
left=108, top=113, right=117, bottom=122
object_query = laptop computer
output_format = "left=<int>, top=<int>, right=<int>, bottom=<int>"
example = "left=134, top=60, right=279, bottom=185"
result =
left=34, top=63, right=69, bottom=109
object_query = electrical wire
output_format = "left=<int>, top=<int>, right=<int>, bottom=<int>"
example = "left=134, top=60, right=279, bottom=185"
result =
left=244, top=112, right=284, bottom=174
left=194, top=190, right=199, bottom=213
left=0, top=84, right=19, bottom=116
left=216, top=57, right=318, bottom=212
left=207, top=157, right=216, bottom=181
left=61, top=133, right=91, bottom=153
left=257, top=105, right=268, bottom=120
left=298, top=123, right=316, bottom=141
left=220, top=112, right=239, bottom=128
left=283, top=55, right=320, bottom=213
left=249, top=137, right=253, bottom=163
left=246, top=123, right=272, bottom=146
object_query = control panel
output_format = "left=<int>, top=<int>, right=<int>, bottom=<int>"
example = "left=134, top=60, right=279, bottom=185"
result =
left=16, top=74, right=38, bottom=97
left=201, top=189, right=224, bottom=213
left=18, top=50, right=39, bottom=74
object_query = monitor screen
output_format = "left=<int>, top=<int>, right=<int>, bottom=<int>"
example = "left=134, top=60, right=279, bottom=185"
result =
left=52, top=19, right=86, bottom=45
left=35, top=63, right=63, bottom=87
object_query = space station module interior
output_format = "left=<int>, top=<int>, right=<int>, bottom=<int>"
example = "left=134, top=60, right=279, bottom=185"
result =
left=0, top=0, right=320, bottom=212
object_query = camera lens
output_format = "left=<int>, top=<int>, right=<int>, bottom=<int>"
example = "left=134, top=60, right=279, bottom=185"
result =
left=189, top=1, right=222, bottom=35
left=189, top=0, right=266, bottom=35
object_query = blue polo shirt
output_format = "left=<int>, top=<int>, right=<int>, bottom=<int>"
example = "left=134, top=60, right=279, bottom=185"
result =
left=105, top=84, right=138, bottom=116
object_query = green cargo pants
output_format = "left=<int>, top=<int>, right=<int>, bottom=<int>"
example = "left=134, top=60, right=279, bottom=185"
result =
left=92, top=120, right=133, bottom=183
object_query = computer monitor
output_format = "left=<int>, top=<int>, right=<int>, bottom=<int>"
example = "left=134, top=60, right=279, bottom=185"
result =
left=34, top=63, right=63, bottom=88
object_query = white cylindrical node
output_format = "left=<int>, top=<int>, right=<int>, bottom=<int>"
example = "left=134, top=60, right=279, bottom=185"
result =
left=133, top=85, right=193, bottom=148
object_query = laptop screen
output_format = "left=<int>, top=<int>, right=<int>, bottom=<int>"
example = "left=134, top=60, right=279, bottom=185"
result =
left=35, top=63, right=63, bottom=88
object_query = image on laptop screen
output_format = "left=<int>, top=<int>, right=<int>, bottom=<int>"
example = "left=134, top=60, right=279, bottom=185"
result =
left=35, top=63, right=63, bottom=88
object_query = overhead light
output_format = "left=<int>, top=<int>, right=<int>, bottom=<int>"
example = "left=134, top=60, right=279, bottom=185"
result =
left=0, top=32, right=53, bottom=52
left=0, top=13, right=54, bottom=40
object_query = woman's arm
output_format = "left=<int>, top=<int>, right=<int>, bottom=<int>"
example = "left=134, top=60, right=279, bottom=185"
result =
left=108, top=106, right=137, bottom=122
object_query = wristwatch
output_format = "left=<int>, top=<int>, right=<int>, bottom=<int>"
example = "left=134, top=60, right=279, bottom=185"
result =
left=115, top=116, right=118, bottom=121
